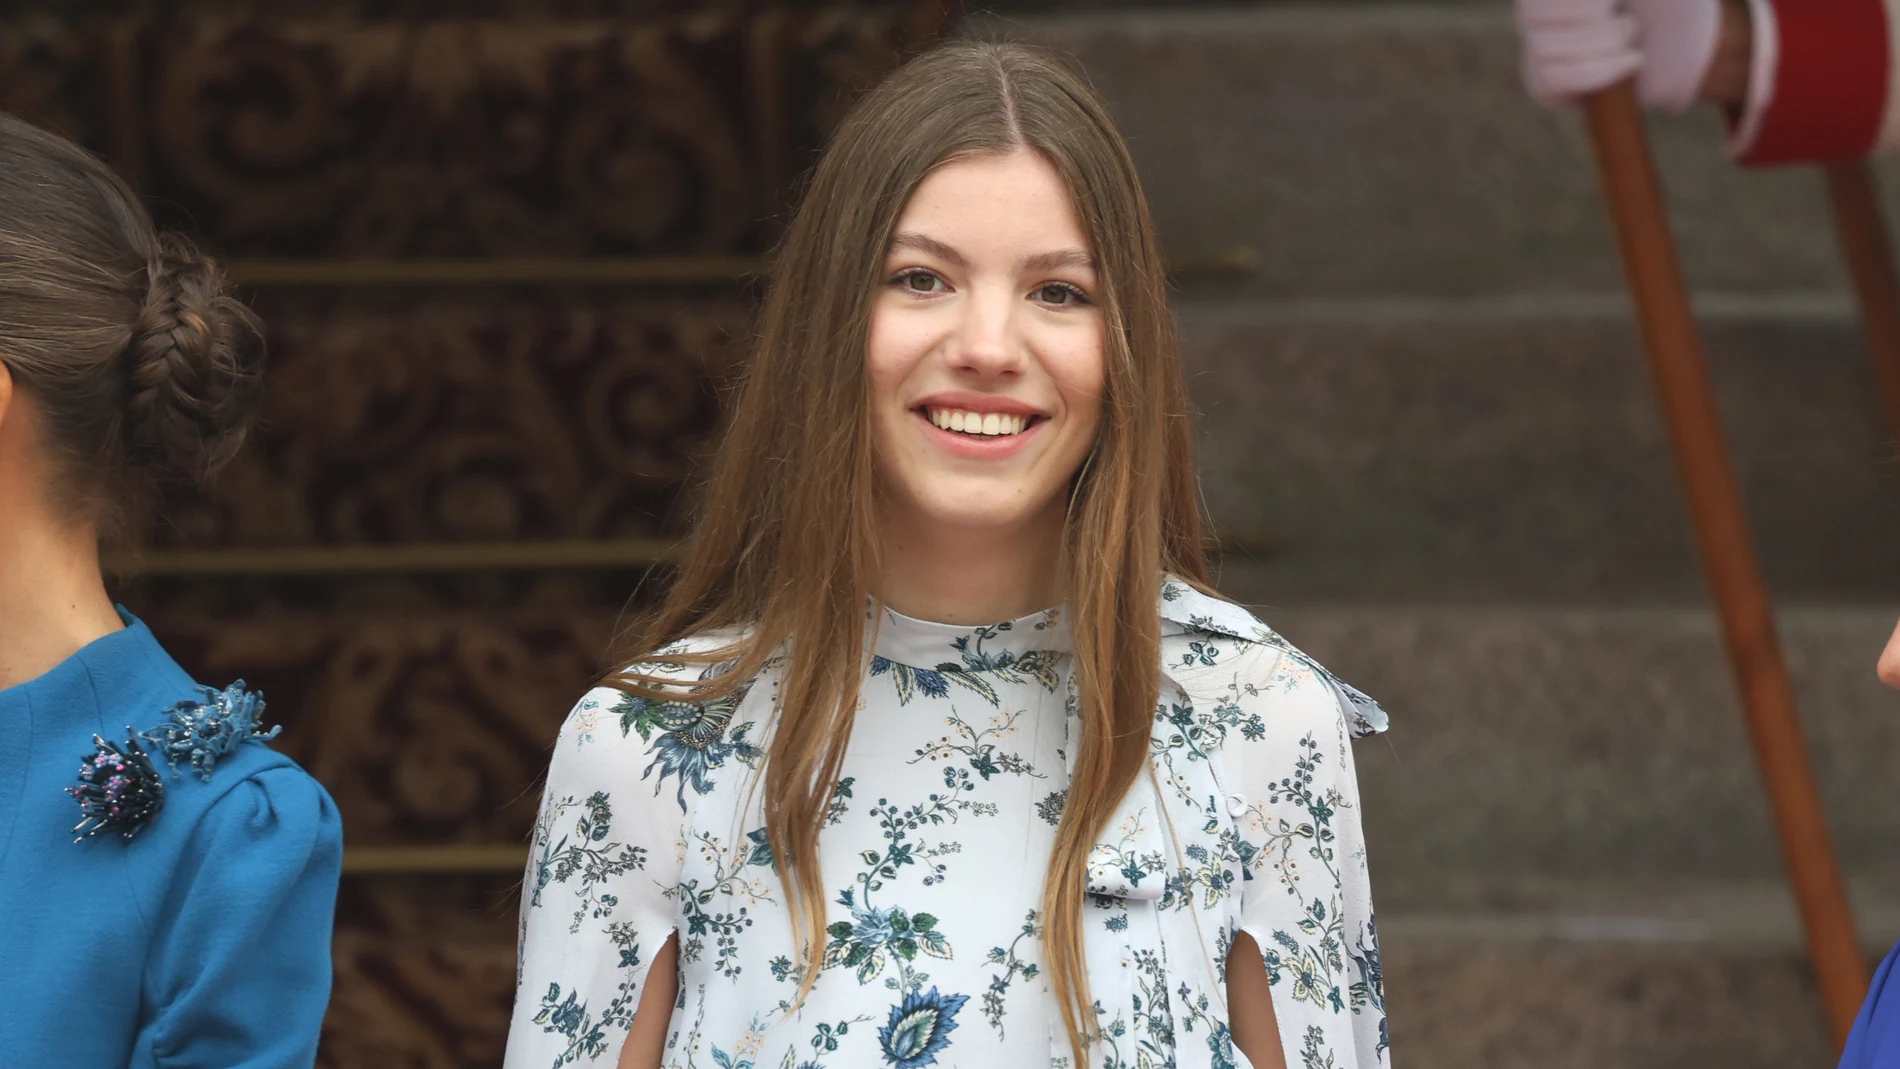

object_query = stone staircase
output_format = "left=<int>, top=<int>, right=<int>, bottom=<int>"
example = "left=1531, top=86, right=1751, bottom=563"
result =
left=962, top=4, right=1900, bottom=1066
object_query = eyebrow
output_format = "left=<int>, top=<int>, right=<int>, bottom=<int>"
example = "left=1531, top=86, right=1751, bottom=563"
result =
left=1022, top=248, right=1095, bottom=274
left=888, top=231, right=1095, bottom=274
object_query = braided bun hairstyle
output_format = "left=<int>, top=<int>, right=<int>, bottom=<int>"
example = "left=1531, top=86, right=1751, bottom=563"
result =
left=0, top=111, right=262, bottom=539
left=123, top=235, right=264, bottom=481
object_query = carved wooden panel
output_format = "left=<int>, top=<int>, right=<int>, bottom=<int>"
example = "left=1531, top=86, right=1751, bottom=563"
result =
left=132, top=582, right=633, bottom=1066
left=157, top=293, right=747, bottom=549
left=0, top=17, right=108, bottom=145
left=0, top=10, right=939, bottom=257
left=325, top=876, right=520, bottom=1069
left=124, top=572, right=645, bottom=845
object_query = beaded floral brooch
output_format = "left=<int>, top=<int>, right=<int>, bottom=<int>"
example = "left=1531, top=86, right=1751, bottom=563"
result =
left=68, top=681, right=281, bottom=842
left=68, top=731, right=166, bottom=842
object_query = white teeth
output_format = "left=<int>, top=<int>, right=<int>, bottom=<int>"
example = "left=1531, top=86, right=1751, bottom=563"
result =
left=925, top=407, right=1032, bottom=437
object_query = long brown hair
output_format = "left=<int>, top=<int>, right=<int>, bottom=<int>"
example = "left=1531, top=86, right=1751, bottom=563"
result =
left=607, top=39, right=1208, bottom=1061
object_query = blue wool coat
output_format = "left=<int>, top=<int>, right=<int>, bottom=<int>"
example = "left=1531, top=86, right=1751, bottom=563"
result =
left=0, top=611, right=342, bottom=1068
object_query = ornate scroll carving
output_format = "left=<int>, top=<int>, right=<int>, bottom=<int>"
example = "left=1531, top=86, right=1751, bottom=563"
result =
left=323, top=877, right=519, bottom=1069
left=0, top=17, right=107, bottom=146
left=154, top=294, right=748, bottom=549
left=3, top=8, right=943, bottom=254
left=127, top=574, right=641, bottom=845
left=128, top=10, right=938, bottom=256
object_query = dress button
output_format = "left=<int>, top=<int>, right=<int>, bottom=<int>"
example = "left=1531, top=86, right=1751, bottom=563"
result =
left=1226, top=793, right=1247, bottom=817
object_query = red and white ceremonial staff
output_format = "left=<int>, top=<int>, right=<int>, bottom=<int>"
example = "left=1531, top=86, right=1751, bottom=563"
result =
left=1516, top=0, right=1875, bottom=1049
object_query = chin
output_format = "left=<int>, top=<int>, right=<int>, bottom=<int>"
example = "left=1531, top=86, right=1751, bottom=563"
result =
left=910, top=488, right=1065, bottom=537
left=924, top=508, right=1041, bottom=533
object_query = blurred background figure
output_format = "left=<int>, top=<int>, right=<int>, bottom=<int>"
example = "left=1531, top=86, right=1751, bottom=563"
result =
left=4, top=1, right=1897, bottom=1066
left=1516, top=0, right=1900, bottom=163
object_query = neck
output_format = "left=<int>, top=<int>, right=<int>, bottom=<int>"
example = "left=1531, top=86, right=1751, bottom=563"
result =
left=877, top=502, right=1067, bottom=625
left=0, top=502, right=121, bottom=690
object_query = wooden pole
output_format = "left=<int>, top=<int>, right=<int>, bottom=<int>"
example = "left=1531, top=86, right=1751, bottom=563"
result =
left=1580, top=80, right=1868, bottom=1050
left=1822, top=161, right=1900, bottom=438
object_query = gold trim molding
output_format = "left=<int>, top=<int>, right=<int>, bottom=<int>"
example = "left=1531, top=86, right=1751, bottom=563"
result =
left=342, top=844, right=530, bottom=876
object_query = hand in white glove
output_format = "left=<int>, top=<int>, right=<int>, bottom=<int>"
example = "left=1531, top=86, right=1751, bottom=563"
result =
left=1513, top=0, right=1727, bottom=110
left=1512, top=0, right=1642, bottom=105
left=1629, top=0, right=1725, bottom=111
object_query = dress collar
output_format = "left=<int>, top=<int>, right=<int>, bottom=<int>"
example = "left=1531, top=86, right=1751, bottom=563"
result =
left=868, top=603, right=1070, bottom=671
left=1156, top=575, right=1389, bottom=738
left=865, top=577, right=1256, bottom=672
left=0, top=609, right=186, bottom=857
left=1156, top=575, right=1273, bottom=642
left=0, top=607, right=168, bottom=714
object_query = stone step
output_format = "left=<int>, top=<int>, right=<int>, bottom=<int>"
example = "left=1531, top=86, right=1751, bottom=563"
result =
left=960, top=6, right=1900, bottom=298
left=1379, top=877, right=1900, bottom=948
left=1202, top=599, right=1900, bottom=884
left=1381, top=937, right=1840, bottom=1069
left=1178, top=298, right=1900, bottom=601
left=1375, top=875, right=1900, bottom=1068
left=1245, top=603, right=1900, bottom=1060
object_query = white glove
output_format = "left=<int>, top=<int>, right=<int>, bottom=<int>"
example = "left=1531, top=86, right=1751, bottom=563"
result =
left=1513, top=0, right=1642, bottom=105
left=1513, top=0, right=1723, bottom=109
left=1629, top=0, right=1724, bottom=111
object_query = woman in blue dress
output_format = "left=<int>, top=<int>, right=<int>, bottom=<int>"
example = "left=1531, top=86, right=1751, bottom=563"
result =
left=0, top=112, right=342, bottom=1067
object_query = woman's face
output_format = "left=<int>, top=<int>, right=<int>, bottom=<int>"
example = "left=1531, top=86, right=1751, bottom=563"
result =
left=865, top=149, right=1105, bottom=544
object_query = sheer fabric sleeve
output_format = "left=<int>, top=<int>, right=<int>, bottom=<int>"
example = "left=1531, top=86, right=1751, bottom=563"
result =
left=1228, top=644, right=1388, bottom=1069
left=504, top=682, right=691, bottom=1069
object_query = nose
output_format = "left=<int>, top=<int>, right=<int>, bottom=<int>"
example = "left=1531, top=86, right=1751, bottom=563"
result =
left=946, top=284, right=1025, bottom=378
left=1879, top=618, right=1900, bottom=690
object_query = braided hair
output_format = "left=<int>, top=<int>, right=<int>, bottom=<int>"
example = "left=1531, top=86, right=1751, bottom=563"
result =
left=0, top=111, right=263, bottom=541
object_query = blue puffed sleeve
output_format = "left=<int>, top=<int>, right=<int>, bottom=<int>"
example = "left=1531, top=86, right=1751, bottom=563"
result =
left=137, top=765, right=344, bottom=1069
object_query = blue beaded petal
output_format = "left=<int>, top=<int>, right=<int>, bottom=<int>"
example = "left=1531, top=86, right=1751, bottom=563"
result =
left=139, top=680, right=282, bottom=782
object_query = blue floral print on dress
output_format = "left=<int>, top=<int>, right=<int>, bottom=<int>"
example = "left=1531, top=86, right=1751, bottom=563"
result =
left=612, top=668, right=757, bottom=812
left=877, top=986, right=969, bottom=1068
left=504, top=583, right=1390, bottom=1069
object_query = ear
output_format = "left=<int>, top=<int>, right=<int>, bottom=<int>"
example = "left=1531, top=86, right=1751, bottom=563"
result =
left=0, top=362, right=12, bottom=430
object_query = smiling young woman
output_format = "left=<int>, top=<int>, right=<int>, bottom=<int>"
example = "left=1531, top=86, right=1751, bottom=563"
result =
left=505, top=40, right=1390, bottom=1069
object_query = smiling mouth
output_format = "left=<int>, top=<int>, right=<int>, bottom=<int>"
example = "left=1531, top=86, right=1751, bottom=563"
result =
left=918, top=405, right=1044, bottom=438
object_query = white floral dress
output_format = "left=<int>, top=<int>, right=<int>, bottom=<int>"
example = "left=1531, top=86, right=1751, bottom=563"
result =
left=505, top=578, right=1390, bottom=1069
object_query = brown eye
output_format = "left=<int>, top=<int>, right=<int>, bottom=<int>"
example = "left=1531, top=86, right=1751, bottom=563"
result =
left=899, top=270, right=942, bottom=293
left=1037, top=282, right=1087, bottom=306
